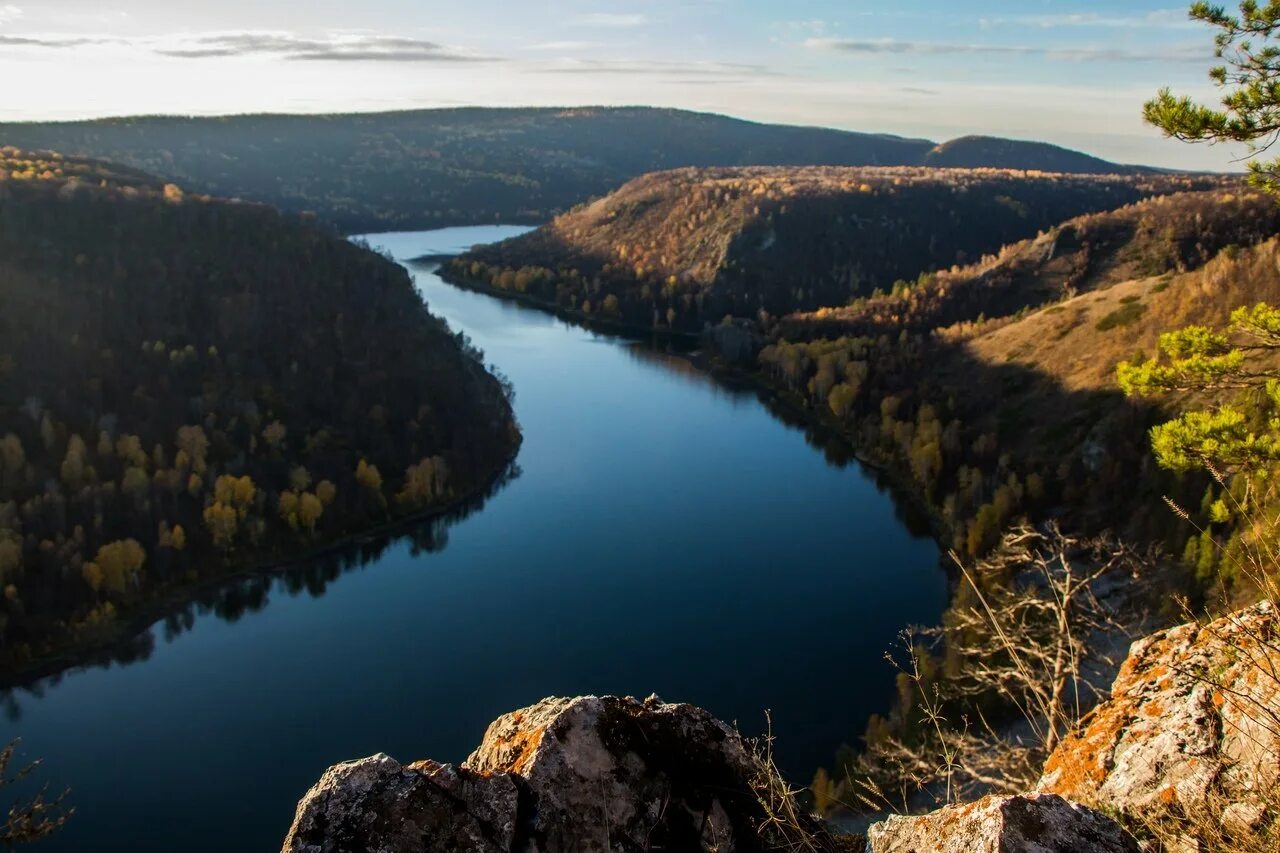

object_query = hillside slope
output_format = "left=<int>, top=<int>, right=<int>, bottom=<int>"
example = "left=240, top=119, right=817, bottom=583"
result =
left=0, top=107, right=1149, bottom=232
left=787, top=188, right=1280, bottom=337
left=451, top=167, right=1230, bottom=332
left=763, top=188, right=1280, bottom=566
left=0, top=149, right=520, bottom=672
left=923, top=135, right=1143, bottom=174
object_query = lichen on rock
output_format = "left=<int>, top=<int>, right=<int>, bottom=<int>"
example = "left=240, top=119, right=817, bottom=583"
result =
left=866, top=792, right=1139, bottom=853
left=1038, top=600, right=1280, bottom=835
left=282, top=694, right=818, bottom=853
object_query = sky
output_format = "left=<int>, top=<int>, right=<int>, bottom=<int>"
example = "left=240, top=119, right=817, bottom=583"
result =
left=0, top=1, right=1254, bottom=170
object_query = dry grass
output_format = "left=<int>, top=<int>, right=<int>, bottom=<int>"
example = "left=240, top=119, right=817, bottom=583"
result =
left=963, top=235, right=1280, bottom=397
left=746, top=713, right=855, bottom=852
left=0, top=739, right=72, bottom=846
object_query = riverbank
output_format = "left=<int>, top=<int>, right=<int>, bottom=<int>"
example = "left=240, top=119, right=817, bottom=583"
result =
left=0, top=445, right=522, bottom=691
left=705, top=357, right=954, bottom=549
left=439, top=264, right=953, bottom=554
left=436, top=264, right=702, bottom=343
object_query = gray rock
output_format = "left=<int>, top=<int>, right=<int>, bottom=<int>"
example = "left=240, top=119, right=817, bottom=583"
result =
left=281, top=753, right=518, bottom=853
left=465, top=694, right=763, bottom=852
left=282, top=695, right=826, bottom=853
left=1039, top=601, right=1280, bottom=827
left=866, top=793, right=1138, bottom=853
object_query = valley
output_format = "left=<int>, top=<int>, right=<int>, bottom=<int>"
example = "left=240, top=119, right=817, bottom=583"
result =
left=6, top=226, right=945, bottom=852
left=4, top=4, right=1280, bottom=846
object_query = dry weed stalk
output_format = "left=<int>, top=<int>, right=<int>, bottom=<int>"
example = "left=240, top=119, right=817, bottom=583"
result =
left=0, top=739, right=72, bottom=847
left=748, top=713, right=841, bottom=852
left=855, top=523, right=1149, bottom=811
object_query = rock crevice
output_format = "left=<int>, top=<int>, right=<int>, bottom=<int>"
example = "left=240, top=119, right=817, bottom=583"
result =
left=283, top=694, right=793, bottom=853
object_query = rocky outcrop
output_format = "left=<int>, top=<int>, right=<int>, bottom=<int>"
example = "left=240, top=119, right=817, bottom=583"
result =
left=864, top=602, right=1280, bottom=850
left=287, top=602, right=1280, bottom=852
left=282, top=754, right=520, bottom=853
left=1038, top=600, right=1280, bottom=834
left=282, top=694, right=830, bottom=853
left=866, top=793, right=1138, bottom=853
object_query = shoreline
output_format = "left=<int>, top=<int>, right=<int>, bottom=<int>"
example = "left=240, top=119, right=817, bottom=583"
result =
left=701, top=355, right=953, bottom=549
left=440, top=264, right=953, bottom=552
left=435, top=264, right=702, bottom=345
left=0, top=444, right=521, bottom=692
left=11, top=260, right=953, bottom=691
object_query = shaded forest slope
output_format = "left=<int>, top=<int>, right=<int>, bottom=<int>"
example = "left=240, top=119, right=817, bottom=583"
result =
left=0, top=107, right=1151, bottom=232
left=765, top=188, right=1280, bottom=574
left=922, top=135, right=1142, bottom=173
left=787, top=188, right=1280, bottom=337
left=0, top=149, right=520, bottom=672
left=452, top=166, right=1230, bottom=332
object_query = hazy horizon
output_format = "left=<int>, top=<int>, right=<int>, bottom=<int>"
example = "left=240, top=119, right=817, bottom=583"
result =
left=0, top=1, right=1254, bottom=172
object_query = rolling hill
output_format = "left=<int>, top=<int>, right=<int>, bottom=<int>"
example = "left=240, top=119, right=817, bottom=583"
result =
left=0, top=148, right=519, bottom=671
left=923, top=135, right=1144, bottom=174
left=0, top=107, right=1154, bottom=232
left=448, top=166, right=1230, bottom=332
left=786, top=188, right=1280, bottom=338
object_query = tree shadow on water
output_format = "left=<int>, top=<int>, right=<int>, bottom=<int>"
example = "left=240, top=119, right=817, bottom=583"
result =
left=0, top=462, right=522, bottom=713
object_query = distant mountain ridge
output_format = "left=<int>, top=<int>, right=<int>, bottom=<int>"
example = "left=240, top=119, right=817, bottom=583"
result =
left=923, top=135, right=1147, bottom=174
left=0, top=107, right=1156, bottom=232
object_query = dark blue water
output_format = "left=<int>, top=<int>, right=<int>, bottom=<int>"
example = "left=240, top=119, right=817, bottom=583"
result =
left=6, top=226, right=945, bottom=851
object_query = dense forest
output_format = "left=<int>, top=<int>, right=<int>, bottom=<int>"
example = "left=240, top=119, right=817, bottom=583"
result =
left=0, top=149, right=520, bottom=674
left=758, top=187, right=1278, bottom=571
left=921, top=135, right=1137, bottom=173
left=746, top=184, right=1280, bottom=828
left=448, top=167, right=1228, bottom=333
left=0, top=108, right=1148, bottom=233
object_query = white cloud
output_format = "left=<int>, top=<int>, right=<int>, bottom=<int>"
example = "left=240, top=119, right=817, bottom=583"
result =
left=525, top=40, right=597, bottom=52
left=805, top=37, right=1210, bottom=64
left=0, top=5, right=21, bottom=25
left=0, top=29, right=491, bottom=62
left=569, top=13, right=646, bottom=28
left=536, top=58, right=776, bottom=78
left=978, top=10, right=1194, bottom=30
left=783, top=19, right=832, bottom=35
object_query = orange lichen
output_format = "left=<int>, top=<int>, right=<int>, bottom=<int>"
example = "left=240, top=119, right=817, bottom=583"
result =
left=485, top=721, right=548, bottom=776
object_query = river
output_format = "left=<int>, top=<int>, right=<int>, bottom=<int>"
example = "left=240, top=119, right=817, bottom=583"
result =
left=5, top=225, right=945, bottom=851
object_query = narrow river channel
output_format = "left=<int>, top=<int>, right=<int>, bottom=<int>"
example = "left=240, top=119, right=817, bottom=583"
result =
left=5, top=226, right=945, bottom=851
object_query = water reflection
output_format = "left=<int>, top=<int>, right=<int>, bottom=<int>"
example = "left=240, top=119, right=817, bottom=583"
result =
left=0, top=462, right=520, bottom=711
left=9, top=226, right=944, bottom=853
left=621, top=340, right=936, bottom=539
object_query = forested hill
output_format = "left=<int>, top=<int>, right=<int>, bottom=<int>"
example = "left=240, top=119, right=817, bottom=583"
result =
left=447, top=166, right=1228, bottom=332
left=761, top=186, right=1280, bottom=571
left=786, top=188, right=1280, bottom=338
left=0, top=149, right=520, bottom=673
left=0, top=107, right=1147, bottom=232
left=922, top=136, right=1139, bottom=174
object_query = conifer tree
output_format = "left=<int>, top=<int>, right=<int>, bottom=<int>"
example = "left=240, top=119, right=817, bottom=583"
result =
left=1145, top=2, right=1280, bottom=195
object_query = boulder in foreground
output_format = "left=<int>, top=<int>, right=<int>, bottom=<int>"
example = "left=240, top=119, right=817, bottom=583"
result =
left=866, top=792, right=1138, bottom=853
left=1039, top=600, right=1280, bottom=847
left=282, top=694, right=819, bottom=853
